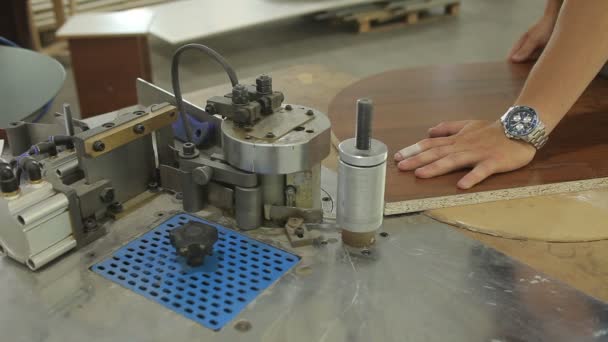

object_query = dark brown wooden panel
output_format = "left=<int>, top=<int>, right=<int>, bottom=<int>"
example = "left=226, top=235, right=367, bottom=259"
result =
left=69, top=35, right=152, bottom=117
left=328, top=62, right=608, bottom=204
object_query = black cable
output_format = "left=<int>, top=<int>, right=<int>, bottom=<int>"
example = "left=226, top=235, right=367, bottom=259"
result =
left=171, top=44, right=239, bottom=143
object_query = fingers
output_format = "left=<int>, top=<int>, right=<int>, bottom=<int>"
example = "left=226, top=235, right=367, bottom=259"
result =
left=427, top=121, right=469, bottom=138
left=397, top=145, right=455, bottom=171
left=414, top=152, right=477, bottom=178
left=510, top=36, right=539, bottom=63
left=508, top=33, right=528, bottom=61
left=394, top=136, right=453, bottom=161
left=457, top=161, right=496, bottom=189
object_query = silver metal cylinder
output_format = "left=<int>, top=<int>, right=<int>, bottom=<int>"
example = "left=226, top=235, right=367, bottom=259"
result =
left=235, top=186, right=262, bottom=230
left=261, top=174, right=285, bottom=206
left=26, top=236, right=76, bottom=270
left=63, top=103, right=75, bottom=136
left=17, top=193, right=69, bottom=226
left=55, top=159, right=79, bottom=178
left=181, top=171, right=206, bottom=213
left=337, top=137, right=387, bottom=246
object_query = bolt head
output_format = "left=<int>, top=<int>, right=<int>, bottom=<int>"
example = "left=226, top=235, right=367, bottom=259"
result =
left=265, top=132, right=275, bottom=139
left=93, top=141, right=105, bottom=152
left=133, top=124, right=145, bottom=134
left=306, top=109, right=314, bottom=116
left=285, top=104, right=293, bottom=111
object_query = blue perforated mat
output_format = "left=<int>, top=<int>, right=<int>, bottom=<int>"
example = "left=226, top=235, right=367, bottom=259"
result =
left=91, top=213, right=300, bottom=331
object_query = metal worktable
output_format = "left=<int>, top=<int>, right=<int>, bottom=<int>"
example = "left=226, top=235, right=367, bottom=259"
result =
left=1, top=169, right=608, bottom=342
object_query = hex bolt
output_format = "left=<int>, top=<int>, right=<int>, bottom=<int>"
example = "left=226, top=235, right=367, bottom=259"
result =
left=232, top=84, right=249, bottom=105
left=99, top=187, right=115, bottom=203
left=306, top=109, right=314, bottom=116
left=133, top=124, right=145, bottom=134
left=93, top=141, right=105, bottom=152
left=256, top=74, right=272, bottom=95
left=355, top=98, right=373, bottom=150
left=182, top=142, right=196, bottom=156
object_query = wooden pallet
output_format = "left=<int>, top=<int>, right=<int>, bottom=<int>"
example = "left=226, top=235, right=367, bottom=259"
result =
left=317, top=0, right=460, bottom=33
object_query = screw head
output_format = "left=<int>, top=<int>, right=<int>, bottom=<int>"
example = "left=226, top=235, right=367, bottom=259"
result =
left=234, top=320, right=252, bottom=332
left=265, top=132, right=275, bottom=139
left=306, top=109, right=314, bottom=116
left=285, top=104, right=293, bottom=111
left=133, top=124, right=145, bottom=134
left=92, top=141, right=105, bottom=152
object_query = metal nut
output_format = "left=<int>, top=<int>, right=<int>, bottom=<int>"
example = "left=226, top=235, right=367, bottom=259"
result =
left=133, top=124, right=145, bottom=134
left=92, top=141, right=105, bottom=152
left=99, top=187, right=115, bottom=203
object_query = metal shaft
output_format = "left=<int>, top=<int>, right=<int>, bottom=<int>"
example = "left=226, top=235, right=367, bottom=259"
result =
left=355, top=98, right=373, bottom=150
left=63, top=103, right=75, bottom=136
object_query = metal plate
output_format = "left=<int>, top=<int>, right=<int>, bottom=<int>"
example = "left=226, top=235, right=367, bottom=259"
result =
left=246, top=107, right=313, bottom=140
left=91, top=213, right=300, bottom=331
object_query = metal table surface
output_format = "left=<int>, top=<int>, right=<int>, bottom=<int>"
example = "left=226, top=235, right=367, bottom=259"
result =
left=0, top=46, right=65, bottom=126
left=1, top=170, right=608, bottom=342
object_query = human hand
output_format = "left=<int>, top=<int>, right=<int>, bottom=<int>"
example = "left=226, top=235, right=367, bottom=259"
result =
left=508, top=13, right=558, bottom=63
left=394, top=120, right=536, bottom=189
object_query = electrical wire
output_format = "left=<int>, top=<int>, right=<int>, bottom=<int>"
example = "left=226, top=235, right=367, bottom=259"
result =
left=171, top=44, right=239, bottom=143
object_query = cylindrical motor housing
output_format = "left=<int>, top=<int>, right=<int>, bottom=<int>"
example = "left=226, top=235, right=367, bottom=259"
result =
left=337, top=137, right=387, bottom=247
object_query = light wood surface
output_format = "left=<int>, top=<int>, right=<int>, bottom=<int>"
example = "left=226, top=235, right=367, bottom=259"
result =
left=57, top=8, right=154, bottom=38
left=148, top=0, right=378, bottom=44
left=328, top=62, right=608, bottom=214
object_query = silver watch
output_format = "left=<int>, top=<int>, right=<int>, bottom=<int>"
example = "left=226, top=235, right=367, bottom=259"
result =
left=500, top=105, right=548, bottom=150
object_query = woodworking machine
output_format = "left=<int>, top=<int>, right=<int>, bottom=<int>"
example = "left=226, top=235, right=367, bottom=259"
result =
left=0, top=44, right=387, bottom=271
left=0, top=44, right=337, bottom=270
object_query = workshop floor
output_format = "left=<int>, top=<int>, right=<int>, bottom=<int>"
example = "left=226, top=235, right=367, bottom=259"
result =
left=49, top=0, right=544, bottom=118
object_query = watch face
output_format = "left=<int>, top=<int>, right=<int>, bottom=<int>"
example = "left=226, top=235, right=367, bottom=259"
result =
left=504, top=107, right=539, bottom=137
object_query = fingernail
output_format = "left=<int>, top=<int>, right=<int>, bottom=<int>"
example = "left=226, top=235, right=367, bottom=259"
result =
left=394, top=152, right=404, bottom=161
left=457, top=181, right=471, bottom=189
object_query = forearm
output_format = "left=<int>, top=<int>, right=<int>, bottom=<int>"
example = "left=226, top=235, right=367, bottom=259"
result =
left=514, top=0, right=608, bottom=132
left=544, top=0, right=562, bottom=17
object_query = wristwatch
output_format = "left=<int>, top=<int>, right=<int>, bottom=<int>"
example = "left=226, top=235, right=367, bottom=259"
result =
left=500, top=105, right=549, bottom=149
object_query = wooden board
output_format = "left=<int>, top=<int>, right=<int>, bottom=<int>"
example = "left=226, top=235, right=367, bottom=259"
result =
left=148, top=0, right=382, bottom=44
left=69, top=35, right=152, bottom=117
left=56, top=8, right=154, bottom=38
left=328, top=62, right=608, bottom=214
left=31, top=0, right=170, bottom=31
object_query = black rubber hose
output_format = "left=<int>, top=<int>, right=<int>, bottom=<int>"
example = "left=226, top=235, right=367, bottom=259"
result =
left=49, top=135, right=74, bottom=149
left=19, top=157, right=42, bottom=182
left=171, top=44, right=239, bottom=143
left=29, top=142, right=57, bottom=157
left=0, top=163, right=18, bottom=193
